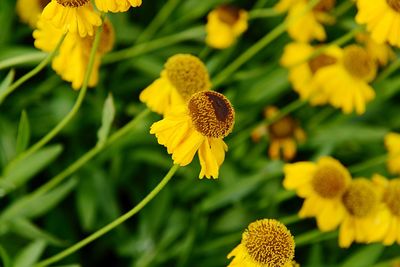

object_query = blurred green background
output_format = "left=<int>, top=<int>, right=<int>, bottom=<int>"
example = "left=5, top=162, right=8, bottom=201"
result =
left=1, top=0, right=400, bottom=266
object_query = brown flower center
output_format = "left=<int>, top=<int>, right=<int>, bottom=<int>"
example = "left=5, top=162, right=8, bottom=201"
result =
left=343, top=45, right=377, bottom=82
left=243, top=219, right=295, bottom=266
left=39, top=0, right=51, bottom=9
left=342, top=179, right=378, bottom=218
left=313, top=0, right=336, bottom=12
left=311, top=163, right=347, bottom=198
left=387, top=0, right=400, bottom=12
left=165, top=54, right=210, bottom=101
left=188, top=91, right=235, bottom=138
left=308, top=54, right=337, bottom=74
left=216, top=5, right=241, bottom=25
left=268, top=117, right=296, bottom=139
left=56, top=0, right=89, bottom=7
left=383, top=179, right=400, bottom=216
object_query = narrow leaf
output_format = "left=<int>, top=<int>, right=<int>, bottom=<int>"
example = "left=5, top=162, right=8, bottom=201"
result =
left=0, top=245, right=11, bottom=267
left=15, top=110, right=30, bottom=155
left=13, top=240, right=46, bottom=267
left=342, top=244, right=384, bottom=267
left=0, top=69, right=15, bottom=104
left=97, top=93, right=115, bottom=147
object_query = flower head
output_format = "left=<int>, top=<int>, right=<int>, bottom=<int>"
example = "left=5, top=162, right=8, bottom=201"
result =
left=284, top=156, right=351, bottom=231
left=227, top=219, right=295, bottom=267
left=140, top=54, right=211, bottom=115
left=339, top=178, right=390, bottom=248
left=150, top=91, right=234, bottom=179
left=356, top=33, right=395, bottom=66
left=16, top=0, right=50, bottom=27
left=356, top=0, right=400, bottom=47
left=385, top=132, right=400, bottom=175
left=206, top=5, right=248, bottom=49
left=41, top=0, right=102, bottom=37
left=95, top=0, right=142, bottom=13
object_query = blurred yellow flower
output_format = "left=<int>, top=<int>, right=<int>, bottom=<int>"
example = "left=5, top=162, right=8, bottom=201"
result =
left=16, top=0, right=50, bottom=28
left=385, top=132, right=400, bottom=175
left=34, top=18, right=114, bottom=89
left=356, top=33, right=395, bottom=66
left=140, top=54, right=211, bottom=115
left=275, top=0, right=335, bottom=42
left=206, top=5, right=248, bottom=49
left=373, top=174, right=400, bottom=246
left=339, top=178, right=390, bottom=248
left=150, top=91, right=234, bottom=179
left=251, top=106, right=306, bottom=161
left=283, top=156, right=351, bottom=231
left=95, top=0, right=142, bottom=12
left=227, top=219, right=295, bottom=267
left=280, top=42, right=341, bottom=104
left=41, top=0, right=102, bottom=37
left=307, top=45, right=377, bottom=114
left=356, top=0, right=400, bottom=47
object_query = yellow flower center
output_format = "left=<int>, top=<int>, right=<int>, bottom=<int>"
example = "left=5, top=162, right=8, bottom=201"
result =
left=311, top=163, right=347, bottom=198
left=343, top=45, right=377, bottom=82
left=308, top=54, right=337, bottom=74
left=313, top=0, right=336, bottom=12
left=216, top=5, right=240, bottom=25
left=188, top=91, right=235, bottom=138
left=56, top=0, right=90, bottom=7
left=165, top=54, right=210, bottom=101
left=268, top=117, right=296, bottom=139
left=243, top=219, right=295, bottom=266
left=387, top=0, right=400, bottom=12
left=342, top=179, right=378, bottom=218
left=383, top=180, right=400, bottom=216
left=39, top=0, right=51, bottom=9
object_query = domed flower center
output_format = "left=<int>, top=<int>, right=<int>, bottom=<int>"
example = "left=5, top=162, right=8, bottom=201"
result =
left=387, top=0, right=400, bottom=12
left=313, top=0, right=336, bottom=12
left=342, top=179, right=378, bottom=218
left=383, top=180, right=400, bottom=216
left=311, top=163, right=347, bottom=198
left=243, top=219, right=295, bottom=266
left=343, top=45, right=377, bottom=82
left=39, top=0, right=51, bottom=9
left=216, top=5, right=240, bottom=25
left=56, top=0, right=90, bottom=7
left=165, top=54, right=210, bottom=101
left=188, top=91, right=235, bottom=138
left=308, top=54, right=337, bottom=74
left=269, top=117, right=296, bottom=139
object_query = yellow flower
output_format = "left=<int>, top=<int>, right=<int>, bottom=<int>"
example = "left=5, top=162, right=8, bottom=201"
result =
left=356, top=33, right=395, bottom=66
left=33, top=18, right=114, bottom=89
left=95, top=0, right=142, bottom=13
left=275, top=0, right=336, bottom=42
left=227, top=219, right=295, bottom=267
left=283, top=156, right=351, bottom=231
left=356, top=0, right=400, bottom=47
left=307, top=45, right=377, bottom=114
left=373, top=175, right=400, bottom=245
left=385, top=132, right=400, bottom=175
left=280, top=42, right=341, bottom=104
left=41, top=0, right=102, bottom=37
left=206, top=5, right=248, bottom=49
left=16, top=0, right=50, bottom=28
left=339, top=178, right=390, bottom=248
left=252, top=106, right=306, bottom=161
left=150, top=91, right=234, bottom=179
left=140, top=54, right=211, bottom=115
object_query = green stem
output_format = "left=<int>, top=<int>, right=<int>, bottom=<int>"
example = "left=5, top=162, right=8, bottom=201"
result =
left=333, top=0, right=354, bottom=17
left=249, top=8, right=280, bottom=20
left=295, top=229, right=338, bottom=247
left=0, top=52, right=47, bottom=70
left=35, top=164, right=180, bottom=267
left=0, top=34, right=66, bottom=104
left=212, top=0, right=321, bottom=88
left=198, top=46, right=211, bottom=60
left=279, top=214, right=301, bottom=225
left=135, top=0, right=180, bottom=43
left=7, top=23, right=104, bottom=170
left=375, top=57, right=400, bottom=84
left=253, top=0, right=269, bottom=9
left=103, top=26, right=205, bottom=64
left=349, top=154, right=388, bottom=174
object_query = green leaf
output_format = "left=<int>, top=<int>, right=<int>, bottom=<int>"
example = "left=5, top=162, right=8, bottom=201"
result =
left=97, top=93, right=116, bottom=147
left=341, top=244, right=384, bottom=267
left=15, top=110, right=30, bottom=155
left=12, top=240, right=46, bottom=267
left=0, top=69, right=15, bottom=104
left=76, top=176, right=97, bottom=231
left=0, top=245, right=11, bottom=267
left=0, top=145, right=63, bottom=195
